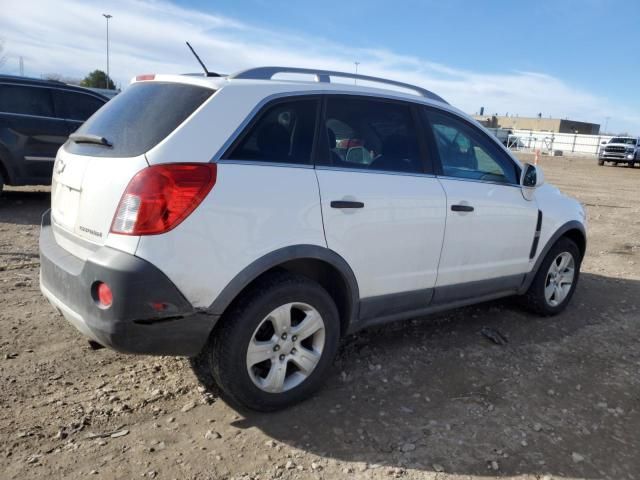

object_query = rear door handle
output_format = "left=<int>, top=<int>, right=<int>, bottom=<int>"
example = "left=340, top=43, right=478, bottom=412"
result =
left=331, top=200, right=365, bottom=209
left=451, top=204, right=474, bottom=212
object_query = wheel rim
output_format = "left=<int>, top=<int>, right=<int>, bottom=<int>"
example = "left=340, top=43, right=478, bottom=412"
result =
left=544, top=252, right=576, bottom=307
left=246, top=302, right=325, bottom=393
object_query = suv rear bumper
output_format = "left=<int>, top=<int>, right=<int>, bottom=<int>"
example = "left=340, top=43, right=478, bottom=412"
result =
left=39, top=210, right=218, bottom=356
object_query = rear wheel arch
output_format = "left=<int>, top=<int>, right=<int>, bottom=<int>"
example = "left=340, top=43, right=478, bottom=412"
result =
left=209, top=245, right=359, bottom=336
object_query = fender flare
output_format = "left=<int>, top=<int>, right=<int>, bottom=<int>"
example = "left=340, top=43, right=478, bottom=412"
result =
left=208, top=244, right=360, bottom=322
left=519, top=220, right=586, bottom=293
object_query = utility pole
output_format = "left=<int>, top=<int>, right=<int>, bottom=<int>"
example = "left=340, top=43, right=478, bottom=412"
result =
left=354, top=61, right=360, bottom=85
left=19, top=56, right=24, bottom=76
left=103, top=13, right=112, bottom=89
left=603, top=116, right=610, bottom=135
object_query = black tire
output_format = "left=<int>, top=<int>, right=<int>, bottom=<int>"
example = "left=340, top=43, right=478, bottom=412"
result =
left=520, top=237, right=581, bottom=316
left=194, top=272, right=340, bottom=411
left=0, top=170, right=4, bottom=195
left=597, top=158, right=604, bottom=166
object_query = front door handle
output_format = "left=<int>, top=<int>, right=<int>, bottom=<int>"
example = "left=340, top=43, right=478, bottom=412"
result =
left=451, top=204, right=474, bottom=212
left=331, top=200, right=365, bottom=209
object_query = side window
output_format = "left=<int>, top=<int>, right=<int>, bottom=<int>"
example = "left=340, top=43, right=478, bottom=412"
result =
left=0, top=84, right=54, bottom=117
left=324, top=97, right=423, bottom=174
left=226, top=99, right=318, bottom=165
left=425, top=109, right=518, bottom=184
left=53, top=90, right=105, bottom=121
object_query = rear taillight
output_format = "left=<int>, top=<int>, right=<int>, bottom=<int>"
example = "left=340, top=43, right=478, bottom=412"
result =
left=135, top=74, right=156, bottom=81
left=111, top=163, right=217, bottom=236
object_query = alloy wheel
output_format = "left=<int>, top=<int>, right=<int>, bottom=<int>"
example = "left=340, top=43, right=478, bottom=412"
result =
left=246, top=302, right=326, bottom=393
left=544, top=252, right=575, bottom=307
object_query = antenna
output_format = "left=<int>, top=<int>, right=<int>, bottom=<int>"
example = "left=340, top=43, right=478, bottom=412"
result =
left=185, top=41, right=220, bottom=77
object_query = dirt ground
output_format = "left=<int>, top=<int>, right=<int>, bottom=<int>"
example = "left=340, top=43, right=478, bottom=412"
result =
left=1, top=153, right=639, bottom=480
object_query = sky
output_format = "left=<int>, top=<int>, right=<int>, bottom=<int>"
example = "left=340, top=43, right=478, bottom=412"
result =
left=1, top=0, right=638, bottom=134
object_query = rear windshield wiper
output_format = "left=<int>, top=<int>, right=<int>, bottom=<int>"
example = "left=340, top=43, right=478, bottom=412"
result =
left=69, top=133, right=113, bottom=147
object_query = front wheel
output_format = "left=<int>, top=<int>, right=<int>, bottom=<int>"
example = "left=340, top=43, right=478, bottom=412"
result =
left=194, top=272, right=340, bottom=411
left=597, top=158, right=604, bottom=166
left=520, top=237, right=581, bottom=316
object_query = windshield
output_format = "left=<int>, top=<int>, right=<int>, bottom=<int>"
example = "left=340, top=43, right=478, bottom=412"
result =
left=609, top=138, right=637, bottom=145
left=66, top=82, right=214, bottom=158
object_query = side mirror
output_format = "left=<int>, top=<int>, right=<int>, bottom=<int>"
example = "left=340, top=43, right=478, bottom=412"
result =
left=601, top=141, right=607, bottom=145
left=520, top=163, right=544, bottom=200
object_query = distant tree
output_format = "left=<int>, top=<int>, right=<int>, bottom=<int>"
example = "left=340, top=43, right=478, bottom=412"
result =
left=43, top=73, right=82, bottom=85
left=80, top=69, right=115, bottom=89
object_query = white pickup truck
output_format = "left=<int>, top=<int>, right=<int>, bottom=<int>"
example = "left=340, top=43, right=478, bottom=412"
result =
left=598, top=137, right=640, bottom=167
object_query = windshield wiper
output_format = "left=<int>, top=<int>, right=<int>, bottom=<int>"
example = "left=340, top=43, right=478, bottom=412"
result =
left=69, top=133, right=113, bottom=147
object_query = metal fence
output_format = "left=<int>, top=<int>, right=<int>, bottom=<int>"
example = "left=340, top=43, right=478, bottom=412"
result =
left=506, top=130, right=615, bottom=156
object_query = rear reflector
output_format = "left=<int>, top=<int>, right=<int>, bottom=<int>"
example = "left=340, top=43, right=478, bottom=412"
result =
left=111, top=163, right=217, bottom=236
left=96, top=282, right=113, bottom=307
left=135, top=74, right=156, bottom=81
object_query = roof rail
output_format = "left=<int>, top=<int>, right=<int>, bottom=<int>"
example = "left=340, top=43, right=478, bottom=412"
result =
left=228, top=66, right=448, bottom=104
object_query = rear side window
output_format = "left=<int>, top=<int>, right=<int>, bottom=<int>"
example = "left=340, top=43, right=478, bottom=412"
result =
left=0, top=84, right=54, bottom=117
left=66, top=82, right=213, bottom=158
left=225, top=99, right=319, bottom=165
left=323, top=97, right=423, bottom=174
left=53, top=90, right=105, bottom=121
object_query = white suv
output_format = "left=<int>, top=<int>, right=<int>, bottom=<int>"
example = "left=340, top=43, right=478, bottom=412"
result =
left=39, top=67, right=587, bottom=411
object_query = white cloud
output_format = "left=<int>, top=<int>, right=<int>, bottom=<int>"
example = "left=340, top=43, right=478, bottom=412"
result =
left=1, top=0, right=638, bottom=134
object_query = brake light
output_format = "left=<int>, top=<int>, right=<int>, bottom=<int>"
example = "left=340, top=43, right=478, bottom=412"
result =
left=135, top=74, right=155, bottom=81
left=111, top=163, right=217, bottom=236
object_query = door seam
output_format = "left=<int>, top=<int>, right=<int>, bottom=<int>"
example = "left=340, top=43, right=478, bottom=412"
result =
left=433, top=177, right=449, bottom=289
left=313, top=168, right=329, bottom=248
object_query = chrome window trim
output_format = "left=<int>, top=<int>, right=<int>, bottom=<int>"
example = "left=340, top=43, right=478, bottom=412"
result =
left=215, top=160, right=438, bottom=178
left=0, top=111, right=61, bottom=121
left=316, top=165, right=436, bottom=179
left=24, top=156, right=55, bottom=162
left=215, top=159, right=314, bottom=169
left=436, top=174, right=521, bottom=189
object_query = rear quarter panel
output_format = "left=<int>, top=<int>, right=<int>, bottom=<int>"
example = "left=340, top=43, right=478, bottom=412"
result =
left=134, top=163, right=326, bottom=308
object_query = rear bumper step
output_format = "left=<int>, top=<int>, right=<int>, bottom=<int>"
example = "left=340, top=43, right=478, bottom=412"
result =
left=39, top=210, right=218, bottom=356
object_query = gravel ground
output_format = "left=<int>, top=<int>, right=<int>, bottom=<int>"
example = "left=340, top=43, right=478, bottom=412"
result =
left=1, top=154, right=639, bottom=480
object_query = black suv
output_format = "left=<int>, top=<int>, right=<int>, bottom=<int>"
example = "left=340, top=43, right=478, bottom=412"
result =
left=0, top=75, right=109, bottom=193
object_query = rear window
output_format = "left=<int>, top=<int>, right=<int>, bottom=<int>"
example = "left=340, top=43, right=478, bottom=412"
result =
left=66, top=82, right=214, bottom=158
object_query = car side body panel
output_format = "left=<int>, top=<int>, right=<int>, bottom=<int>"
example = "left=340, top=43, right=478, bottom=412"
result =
left=134, top=162, right=327, bottom=308
left=434, top=178, right=539, bottom=288
left=316, top=168, right=447, bottom=299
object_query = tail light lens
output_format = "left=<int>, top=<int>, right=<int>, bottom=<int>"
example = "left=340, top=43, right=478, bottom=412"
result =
left=111, top=163, right=217, bottom=236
